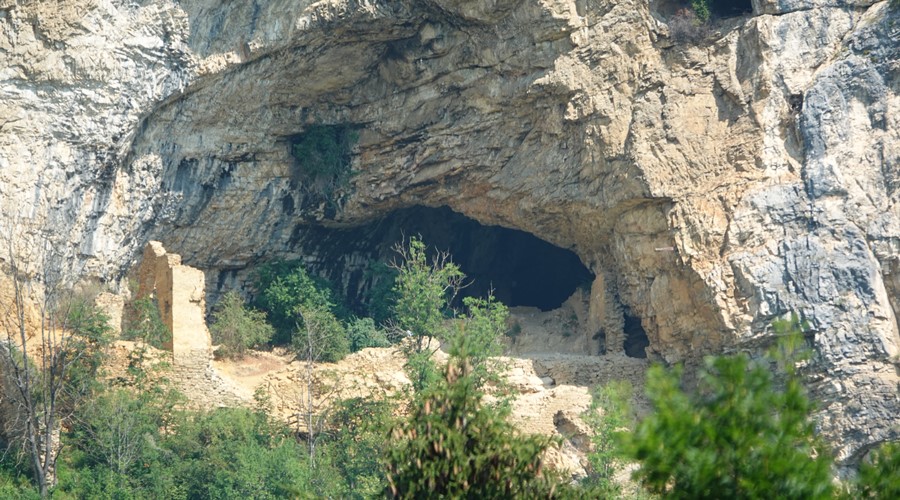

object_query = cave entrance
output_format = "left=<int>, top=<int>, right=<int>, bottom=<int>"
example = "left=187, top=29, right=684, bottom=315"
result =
left=291, top=206, right=595, bottom=313
left=710, top=0, right=752, bottom=18
left=623, top=313, right=649, bottom=358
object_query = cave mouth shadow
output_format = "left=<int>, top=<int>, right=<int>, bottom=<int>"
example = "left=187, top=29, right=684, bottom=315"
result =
left=710, top=0, right=753, bottom=18
left=623, top=313, right=649, bottom=359
left=294, top=206, right=595, bottom=313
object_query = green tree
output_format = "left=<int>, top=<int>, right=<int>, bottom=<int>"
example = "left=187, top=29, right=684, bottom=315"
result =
left=346, top=317, right=390, bottom=352
left=210, top=291, right=274, bottom=359
left=162, top=408, right=309, bottom=499
left=624, top=347, right=834, bottom=499
left=384, top=342, right=571, bottom=499
left=583, top=380, right=633, bottom=495
left=316, top=397, right=394, bottom=498
left=254, top=260, right=345, bottom=345
left=856, top=441, right=900, bottom=498
left=447, top=293, right=508, bottom=389
left=390, top=237, right=465, bottom=391
left=122, top=296, right=170, bottom=350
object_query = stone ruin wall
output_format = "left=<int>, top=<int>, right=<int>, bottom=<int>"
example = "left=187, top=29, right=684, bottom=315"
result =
left=132, top=241, right=247, bottom=408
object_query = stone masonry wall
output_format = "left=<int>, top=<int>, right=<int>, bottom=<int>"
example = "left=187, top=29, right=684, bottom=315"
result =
left=135, top=241, right=247, bottom=408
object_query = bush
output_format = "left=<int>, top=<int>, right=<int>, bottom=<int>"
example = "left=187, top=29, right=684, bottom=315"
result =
left=583, top=380, right=633, bottom=495
left=210, top=291, right=274, bottom=359
left=385, top=342, right=571, bottom=498
left=291, top=125, right=358, bottom=195
left=346, top=317, right=390, bottom=352
left=317, top=398, right=394, bottom=498
left=691, top=0, right=711, bottom=22
left=254, top=260, right=346, bottom=345
left=624, top=351, right=834, bottom=498
left=857, top=441, right=900, bottom=498
left=164, top=408, right=310, bottom=499
left=668, top=8, right=710, bottom=44
left=122, top=296, right=171, bottom=350
left=294, top=304, right=350, bottom=363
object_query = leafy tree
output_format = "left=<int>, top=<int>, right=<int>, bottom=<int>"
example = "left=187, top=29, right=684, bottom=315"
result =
left=163, top=408, right=309, bottom=500
left=856, top=441, right=900, bottom=498
left=390, top=237, right=465, bottom=391
left=122, top=296, right=170, bottom=350
left=346, top=317, right=390, bottom=352
left=385, top=340, right=572, bottom=499
left=582, top=380, right=633, bottom=495
left=316, top=397, right=394, bottom=498
left=624, top=345, right=834, bottom=499
left=254, top=260, right=345, bottom=345
left=294, top=304, right=349, bottom=365
left=209, top=291, right=274, bottom=359
left=448, top=294, right=508, bottom=389
left=0, top=235, right=113, bottom=499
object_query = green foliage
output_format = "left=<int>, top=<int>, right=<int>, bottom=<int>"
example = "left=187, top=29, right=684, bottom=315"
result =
left=447, top=294, right=508, bottom=389
left=392, top=237, right=464, bottom=345
left=0, top=458, right=39, bottom=499
left=391, top=237, right=465, bottom=391
left=856, top=441, right=900, bottom=498
left=691, top=0, right=710, bottom=22
left=59, top=403, right=310, bottom=499
left=59, top=297, right=114, bottom=410
left=583, top=380, right=634, bottom=495
left=164, top=408, right=309, bottom=499
left=291, top=125, right=358, bottom=194
left=347, top=316, right=390, bottom=352
left=210, top=291, right=274, bottom=359
left=295, top=304, right=349, bottom=363
left=385, top=341, right=571, bottom=499
left=254, top=260, right=345, bottom=345
left=122, top=296, right=171, bottom=350
left=624, top=348, right=834, bottom=499
left=317, top=398, right=394, bottom=498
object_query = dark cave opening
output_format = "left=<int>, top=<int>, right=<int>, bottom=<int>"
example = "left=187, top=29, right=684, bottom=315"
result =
left=291, top=206, right=595, bottom=314
left=710, top=0, right=752, bottom=18
left=623, top=314, right=649, bottom=358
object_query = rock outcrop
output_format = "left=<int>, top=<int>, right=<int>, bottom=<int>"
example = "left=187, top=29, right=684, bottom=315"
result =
left=0, top=0, right=898, bottom=463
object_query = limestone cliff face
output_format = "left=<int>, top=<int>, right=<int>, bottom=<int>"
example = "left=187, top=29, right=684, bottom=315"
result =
left=0, top=0, right=898, bottom=462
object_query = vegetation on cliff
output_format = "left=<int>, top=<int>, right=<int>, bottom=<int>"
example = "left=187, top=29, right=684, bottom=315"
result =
left=2, top=240, right=899, bottom=498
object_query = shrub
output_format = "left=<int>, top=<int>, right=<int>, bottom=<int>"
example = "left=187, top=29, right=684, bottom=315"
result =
left=317, top=397, right=394, bottom=498
left=294, top=304, right=350, bottom=363
left=291, top=125, right=358, bottom=194
left=385, top=342, right=571, bottom=498
left=857, top=441, right=900, bottom=497
left=210, top=291, right=274, bottom=359
left=254, top=260, right=346, bottom=345
left=691, top=0, right=711, bottom=22
left=122, top=296, right=171, bottom=350
left=346, top=317, right=390, bottom=352
left=669, top=8, right=710, bottom=44
left=583, top=380, right=634, bottom=495
left=624, top=351, right=834, bottom=498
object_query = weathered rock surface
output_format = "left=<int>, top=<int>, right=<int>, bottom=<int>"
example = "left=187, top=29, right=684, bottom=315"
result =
left=0, top=0, right=898, bottom=463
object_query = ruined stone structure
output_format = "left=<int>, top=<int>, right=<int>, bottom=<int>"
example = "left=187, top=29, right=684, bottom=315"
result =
left=134, top=241, right=247, bottom=407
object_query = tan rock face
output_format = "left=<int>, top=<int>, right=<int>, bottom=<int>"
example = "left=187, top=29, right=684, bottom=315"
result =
left=0, top=0, right=898, bottom=462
